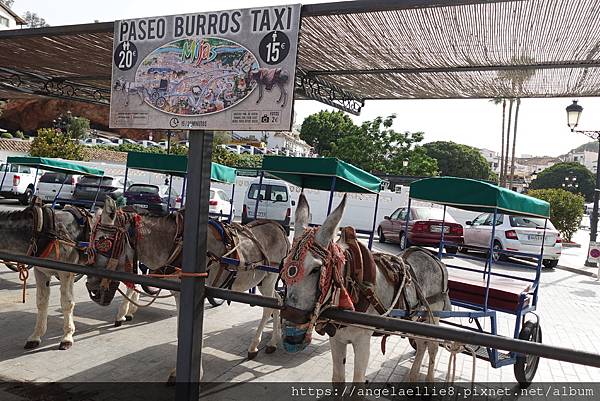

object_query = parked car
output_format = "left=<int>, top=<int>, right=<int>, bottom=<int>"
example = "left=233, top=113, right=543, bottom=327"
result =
left=463, top=213, right=562, bottom=268
left=242, top=178, right=294, bottom=234
left=36, top=172, right=81, bottom=204
left=110, top=138, right=137, bottom=146
left=225, top=144, right=242, bottom=154
left=209, top=187, right=234, bottom=218
left=177, top=140, right=189, bottom=147
left=80, top=137, right=116, bottom=147
left=157, top=140, right=169, bottom=149
left=124, top=184, right=179, bottom=215
left=137, top=140, right=161, bottom=148
left=0, top=163, right=40, bottom=205
left=73, top=175, right=132, bottom=205
left=377, top=206, right=464, bottom=253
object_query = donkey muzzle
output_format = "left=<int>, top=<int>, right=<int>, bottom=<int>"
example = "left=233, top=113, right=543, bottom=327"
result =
left=280, top=305, right=311, bottom=325
left=282, top=320, right=311, bottom=353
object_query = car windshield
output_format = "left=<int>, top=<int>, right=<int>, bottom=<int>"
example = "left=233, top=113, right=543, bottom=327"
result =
left=40, top=172, right=71, bottom=184
left=413, top=208, right=454, bottom=221
left=128, top=185, right=159, bottom=194
left=509, top=216, right=555, bottom=230
left=0, top=164, right=19, bottom=173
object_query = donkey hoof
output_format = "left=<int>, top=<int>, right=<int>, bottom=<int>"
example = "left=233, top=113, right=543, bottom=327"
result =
left=24, top=340, right=40, bottom=350
left=166, top=375, right=176, bottom=386
left=247, top=351, right=259, bottom=360
left=114, top=321, right=123, bottom=327
left=59, top=341, right=73, bottom=350
left=265, top=346, right=276, bottom=354
left=125, top=315, right=133, bottom=321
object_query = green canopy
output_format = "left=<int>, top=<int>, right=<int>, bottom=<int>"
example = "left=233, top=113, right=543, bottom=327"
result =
left=409, top=177, right=550, bottom=218
left=125, top=152, right=236, bottom=184
left=6, top=156, right=104, bottom=177
left=261, top=156, right=382, bottom=194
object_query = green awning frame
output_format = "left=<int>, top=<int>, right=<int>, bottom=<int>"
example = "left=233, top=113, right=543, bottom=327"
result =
left=125, top=152, right=237, bottom=184
left=261, top=156, right=382, bottom=194
left=6, top=156, right=104, bottom=177
left=409, top=177, right=550, bottom=218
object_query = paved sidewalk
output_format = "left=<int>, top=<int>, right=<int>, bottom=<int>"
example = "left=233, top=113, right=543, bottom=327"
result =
left=0, top=251, right=599, bottom=386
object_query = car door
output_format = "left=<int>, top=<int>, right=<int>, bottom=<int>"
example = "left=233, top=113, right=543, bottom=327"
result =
left=381, top=208, right=400, bottom=238
left=464, top=213, right=487, bottom=247
left=478, top=213, right=503, bottom=247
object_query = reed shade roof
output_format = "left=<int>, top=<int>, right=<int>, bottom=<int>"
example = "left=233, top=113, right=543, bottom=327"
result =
left=1, top=0, right=600, bottom=100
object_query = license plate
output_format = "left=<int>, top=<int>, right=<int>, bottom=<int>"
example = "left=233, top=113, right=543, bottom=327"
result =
left=528, top=234, right=543, bottom=241
left=134, top=204, right=148, bottom=209
left=430, top=225, right=450, bottom=233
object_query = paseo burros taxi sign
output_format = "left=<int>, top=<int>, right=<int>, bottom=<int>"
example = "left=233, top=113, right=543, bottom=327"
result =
left=109, top=5, right=301, bottom=131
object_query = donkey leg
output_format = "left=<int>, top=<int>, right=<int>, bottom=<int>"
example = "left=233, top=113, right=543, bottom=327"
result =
left=351, top=332, right=372, bottom=383
left=330, top=337, right=347, bottom=383
left=408, top=339, right=427, bottom=382
left=426, top=341, right=439, bottom=382
left=58, top=272, right=76, bottom=350
left=25, top=268, right=51, bottom=349
left=258, top=274, right=280, bottom=354
left=126, top=288, right=139, bottom=320
left=115, top=291, right=131, bottom=327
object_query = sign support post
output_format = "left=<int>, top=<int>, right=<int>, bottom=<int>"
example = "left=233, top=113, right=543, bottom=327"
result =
left=175, top=131, right=213, bottom=401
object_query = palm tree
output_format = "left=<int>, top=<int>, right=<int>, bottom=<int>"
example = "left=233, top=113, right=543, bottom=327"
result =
left=508, top=98, right=521, bottom=189
left=491, top=97, right=506, bottom=185
left=503, top=98, right=514, bottom=187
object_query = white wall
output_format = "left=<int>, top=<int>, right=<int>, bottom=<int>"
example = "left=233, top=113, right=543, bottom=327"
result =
left=0, top=7, right=18, bottom=30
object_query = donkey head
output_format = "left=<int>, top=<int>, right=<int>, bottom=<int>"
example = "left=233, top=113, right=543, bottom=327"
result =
left=86, top=197, right=138, bottom=306
left=280, top=193, right=346, bottom=352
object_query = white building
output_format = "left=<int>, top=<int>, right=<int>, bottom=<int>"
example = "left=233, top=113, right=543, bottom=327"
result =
left=233, top=129, right=312, bottom=156
left=0, top=2, right=25, bottom=30
left=478, top=148, right=501, bottom=173
left=564, top=150, right=598, bottom=173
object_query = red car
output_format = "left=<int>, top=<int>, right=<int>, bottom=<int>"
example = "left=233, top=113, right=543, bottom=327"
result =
left=377, top=206, right=464, bottom=253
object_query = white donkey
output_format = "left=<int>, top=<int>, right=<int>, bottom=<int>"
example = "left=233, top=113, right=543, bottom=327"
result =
left=0, top=203, right=90, bottom=350
left=84, top=198, right=290, bottom=382
left=280, top=194, right=451, bottom=382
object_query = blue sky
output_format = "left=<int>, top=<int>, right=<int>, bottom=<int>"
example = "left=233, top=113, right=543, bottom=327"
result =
left=10, top=0, right=600, bottom=157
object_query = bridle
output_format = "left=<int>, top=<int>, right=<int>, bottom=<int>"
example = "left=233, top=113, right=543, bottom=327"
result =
left=86, top=209, right=141, bottom=305
left=280, top=227, right=349, bottom=349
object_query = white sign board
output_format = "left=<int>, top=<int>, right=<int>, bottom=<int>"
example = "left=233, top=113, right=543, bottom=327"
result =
left=109, top=5, right=301, bottom=131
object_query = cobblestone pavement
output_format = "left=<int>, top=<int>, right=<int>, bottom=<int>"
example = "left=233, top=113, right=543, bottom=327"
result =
left=0, top=241, right=599, bottom=387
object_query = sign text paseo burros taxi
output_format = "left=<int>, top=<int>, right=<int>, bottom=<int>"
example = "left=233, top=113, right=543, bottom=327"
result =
left=109, top=5, right=301, bottom=131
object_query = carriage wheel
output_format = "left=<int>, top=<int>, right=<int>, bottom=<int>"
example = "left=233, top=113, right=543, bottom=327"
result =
left=514, top=320, right=542, bottom=388
left=156, top=97, right=167, bottom=109
left=207, top=296, right=224, bottom=307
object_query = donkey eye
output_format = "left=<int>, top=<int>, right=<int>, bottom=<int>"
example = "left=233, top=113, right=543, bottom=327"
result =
left=309, top=267, right=321, bottom=275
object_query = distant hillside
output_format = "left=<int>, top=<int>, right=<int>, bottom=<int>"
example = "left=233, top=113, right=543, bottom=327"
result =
left=569, top=141, right=599, bottom=154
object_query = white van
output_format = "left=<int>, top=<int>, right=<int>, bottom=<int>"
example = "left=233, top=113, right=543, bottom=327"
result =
left=242, top=178, right=294, bottom=234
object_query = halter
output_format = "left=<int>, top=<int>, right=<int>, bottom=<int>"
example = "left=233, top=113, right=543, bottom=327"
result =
left=281, top=227, right=351, bottom=351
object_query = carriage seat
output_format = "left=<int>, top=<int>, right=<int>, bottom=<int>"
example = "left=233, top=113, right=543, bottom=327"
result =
left=447, top=271, right=532, bottom=313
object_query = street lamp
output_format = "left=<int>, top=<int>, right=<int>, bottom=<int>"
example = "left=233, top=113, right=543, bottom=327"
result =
left=566, top=100, right=600, bottom=266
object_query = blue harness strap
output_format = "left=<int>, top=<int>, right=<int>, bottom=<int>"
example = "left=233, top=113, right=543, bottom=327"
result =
left=208, top=219, right=227, bottom=244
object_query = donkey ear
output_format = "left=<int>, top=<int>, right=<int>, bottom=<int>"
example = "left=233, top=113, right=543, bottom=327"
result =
left=102, top=197, right=117, bottom=221
left=293, top=193, right=310, bottom=239
left=315, top=194, right=347, bottom=246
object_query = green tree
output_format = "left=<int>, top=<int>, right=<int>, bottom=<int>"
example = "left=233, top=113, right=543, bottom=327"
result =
left=211, top=146, right=262, bottom=168
left=529, top=162, right=595, bottom=202
left=328, top=115, right=438, bottom=176
left=66, top=117, right=90, bottom=139
left=300, top=110, right=357, bottom=156
left=30, top=128, right=84, bottom=160
left=423, top=141, right=495, bottom=180
left=528, top=188, right=585, bottom=242
left=0, top=0, right=15, bottom=8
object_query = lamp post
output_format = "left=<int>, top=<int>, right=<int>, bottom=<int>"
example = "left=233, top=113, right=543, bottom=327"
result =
left=566, top=100, right=600, bottom=266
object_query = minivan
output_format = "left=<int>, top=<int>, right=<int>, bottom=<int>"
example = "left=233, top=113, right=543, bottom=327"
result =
left=242, top=178, right=294, bottom=234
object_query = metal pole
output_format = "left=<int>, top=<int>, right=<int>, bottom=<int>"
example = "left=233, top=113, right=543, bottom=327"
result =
left=123, top=167, right=129, bottom=194
left=484, top=210, right=498, bottom=311
left=175, top=131, right=212, bottom=401
left=327, top=176, right=337, bottom=215
left=403, top=198, right=412, bottom=250
left=534, top=219, right=548, bottom=306
left=438, top=205, right=447, bottom=258
left=181, top=177, right=187, bottom=207
left=229, top=183, right=236, bottom=223
left=586, top=136, right=600, bottom=266
left=0, top=162, right=8, bottom=195
left=51, top=173, right=69, bottom=208
left=167, top=130, right=172, bottom=155
left=90, top=178, right=102, bottom=211
left=167, top=174, right=173, bottom=212
left=32, top=168, right=39, bottom=195
left=253, top=171, right=264, bottom=220
left=368, top=192, right=380, bottom=249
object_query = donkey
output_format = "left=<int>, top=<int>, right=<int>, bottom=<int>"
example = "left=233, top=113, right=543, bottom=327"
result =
left=0, top=203, right=91, bottom=350
left=248, top=67, right=289, bottom=107
left=281, top=194, right=451, bottom=382
left=84, top=198, right=290, bottom=382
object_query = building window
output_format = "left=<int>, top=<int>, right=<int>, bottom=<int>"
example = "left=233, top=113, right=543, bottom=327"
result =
left=0, top=16, right=9, bottom=27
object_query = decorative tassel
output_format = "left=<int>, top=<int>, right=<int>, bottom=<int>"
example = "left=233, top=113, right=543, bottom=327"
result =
left=337, top=286, right=355, bottom=311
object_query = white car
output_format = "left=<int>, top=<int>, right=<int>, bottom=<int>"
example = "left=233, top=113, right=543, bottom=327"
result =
left=36, top=172, right=81, bottom=204
left=138, top=140, right=161, bottom=148
left=209, top=187, right=234, bottom=218
left=242, top=177, right=294, bottom=234
left=80, top=137, right=116, bottom=147
left=0, top=163, right=41, bottom=205
left=463, top=213, right=562, bottom=269
left=110, top=138, right=137, bottom=146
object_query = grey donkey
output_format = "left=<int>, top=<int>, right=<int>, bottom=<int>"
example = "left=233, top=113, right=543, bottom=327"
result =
left=85, top=197, right=290, bottom=383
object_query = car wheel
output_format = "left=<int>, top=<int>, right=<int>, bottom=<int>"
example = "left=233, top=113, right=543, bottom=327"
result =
left=378, top=227, right=386, bottom=243
left=20, top=187, right=33, bottom=205
left=399, top=232, right=410, bottom=250
left=542, top=259, right=558, bottom=269
left=491, top=241, right=507, bottom=262
left=446, top=246, right=458, bottom=254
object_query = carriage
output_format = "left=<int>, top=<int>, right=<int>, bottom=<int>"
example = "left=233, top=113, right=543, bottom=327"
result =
left=390, top=177, right=548, bottom=386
